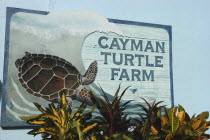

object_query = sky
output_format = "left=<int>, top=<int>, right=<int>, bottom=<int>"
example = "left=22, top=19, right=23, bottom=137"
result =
left=0, top=0, right=210, bottom=139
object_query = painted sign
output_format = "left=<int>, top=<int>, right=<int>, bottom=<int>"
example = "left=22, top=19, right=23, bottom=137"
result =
left=82, top=31, right=171, bottom=103
left=1, top=7, right=173, bottom=128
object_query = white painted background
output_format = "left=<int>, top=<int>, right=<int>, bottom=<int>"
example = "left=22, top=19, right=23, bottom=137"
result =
left=0, top=0, right=210, bottom=139
left=82, top=31, right=171, bottom=106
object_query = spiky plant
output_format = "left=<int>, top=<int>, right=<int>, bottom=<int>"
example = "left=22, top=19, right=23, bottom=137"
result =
left=130, top=98, right=165, bottom=140
left=20, top=92, right=97, bottom=140
left=90, top=85, right=133, bottom=139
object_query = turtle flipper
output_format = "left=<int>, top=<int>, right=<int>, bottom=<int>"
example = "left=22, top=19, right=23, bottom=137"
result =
left=82, top=60, right=97, bottom=85
left=75, top=88, right=93, bottom=106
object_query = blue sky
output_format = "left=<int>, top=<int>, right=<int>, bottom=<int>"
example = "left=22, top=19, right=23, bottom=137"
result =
left=0, top=0, right=210, bottom=139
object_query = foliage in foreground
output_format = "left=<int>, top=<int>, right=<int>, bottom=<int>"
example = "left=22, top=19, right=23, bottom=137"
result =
left=89, top=85, right=133, bottom=139
left=159, top=105, right=210, bottom=140
left=130, top=98, right=165, bottom=140
left=21, top=92, right=96, bottom=140
left=21, top=88, right=210, bottom=140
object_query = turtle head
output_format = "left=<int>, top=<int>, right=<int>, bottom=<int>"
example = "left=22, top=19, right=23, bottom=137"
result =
left=82, top=60, right=97, bottom=85
left=15, top=52, right=32, bottom=69
left=15, top=59, right=23, bottom=68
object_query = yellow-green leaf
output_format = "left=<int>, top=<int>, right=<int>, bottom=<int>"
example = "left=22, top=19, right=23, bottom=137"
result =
left=168, top=107, right=180, bottom=135
left=161, top=116, right=169, bottom=126
left=33, top=103, right=47, bottom=113
left=150, top=125, right=158, bottom=135
left=27, top=120, right=46, bottom=125
left=104, top=136, right=109, bottom=140
left=196, top=112, right=209, bottom=120
left=82, top=123, right=97, bottom=133
left=122, top=135, right=133, bottom=140
left=60, top=109, right=66, bottom=125
left=177, top=111, right=185, bottom=122
left=185, top=125, right=196, bottom=136
left=49, top=103, right=59, bottom=117
left=196, top=123, right=208, bottom=136
left=53, top=121, right=62, bottom=130
left=60, top=92, right=67, bottom=106
left=191, top=120, right=202, bottom=129
left=40, top=114, right=59, bottom=122
left=28, top=127, right=57, bottom=136
left=91, top=135, right=97, bottom=140
left=165, top=134, right=175, bottom=140
left=20, top=115, right=39, bottom=121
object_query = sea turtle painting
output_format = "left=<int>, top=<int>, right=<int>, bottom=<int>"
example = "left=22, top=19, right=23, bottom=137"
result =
left=15, top=52, right=97, bottom=106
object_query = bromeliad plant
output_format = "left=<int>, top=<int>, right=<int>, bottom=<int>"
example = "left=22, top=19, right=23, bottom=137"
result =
left=130, top=99, right=210, bottom=140
left=20, top=92, right=97, bottom=140
left=89, top=85, right=133, bottom=140
left=131, top=98, right=165, bottom=140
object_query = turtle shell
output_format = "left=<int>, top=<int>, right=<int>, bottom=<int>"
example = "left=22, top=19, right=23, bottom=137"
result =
left=15, top=52, right=81, bottom=101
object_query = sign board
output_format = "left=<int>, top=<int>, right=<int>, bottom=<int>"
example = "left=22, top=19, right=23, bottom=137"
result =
left=1, top=7, right=173, bottom=128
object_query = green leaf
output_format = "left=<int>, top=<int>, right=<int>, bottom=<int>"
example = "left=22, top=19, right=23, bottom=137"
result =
left=113, top=84, right=121, bottom=100
left=113, top=86, right=130, bottom=108
left=39, top=114, right=59, bottom=122
left=157, top=110, right=162, bottom=118
left=112, top=133, right=121, bottom=138
left=99, top=85, right=111, bottom=105
left=177, top=111, right=185, bottom=122
left=20, top=115, right=39, bottom=121
left=148, top=135, right=162, bottom=140
left=137, top=104, right=149, bottom=116
left=90, top=91, right=109, bottom=111
left=130, top=117, right=140, bottom=126
left=165, top=134, right=175, bottom=140
left=190, top=119, right=202, bottom=129
left=49, top=103, right=59, bottom=117
left=60, top=92, right=67, bottom=107
left=27, top=119, right=47, bottom=125
left=141, top=98, right=151, bottom=109
left=79, top=106, right=95, bottom=120
left=152, top=100, right=164, bottom=110
left=94, top=116, right=108, bottom=123
left=163, top=107, right=169, bottom=118
left=33, top=103, right=47, bottom=113
left=191, top=114, right=196, bottom=120
left=27, top=127, right=58, bottom=136
left=90, top=85, right=131, bottom=136
left=184, top=124, right=196, bottom=136
left=168, top=107, right=180, bottom=135
left=195, top=123, right=208, bottom=136
left=184, top=112, right=191, bottom=122
left=178, top=104, right=185, bottom=112
left=73, top=103, right=87, bottom=119
left=141, top=120, right=149, bottom=137
left=122, top=134, right=133, bottom=140
left=196, top=112, right=209, bottom=120
left=75, top=121, right=84, bottom=140
left=121, top=100, right=133, bottom=108
left=118, top=86, right=130, bottom=101
left=161, top=116, right=169, bottom=127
